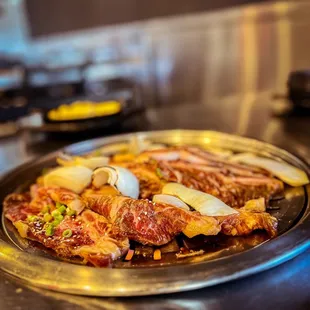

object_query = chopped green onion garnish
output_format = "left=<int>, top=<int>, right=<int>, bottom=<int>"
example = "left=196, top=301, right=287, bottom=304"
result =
left=55, top=214, right=64, bottom=221
left=51, top=209, right=61, bottom=217
left=27, top=215, right=38, bottom=222
left=62, top=229, right=72, bottom=238
left=58, top=205, right=67, bottom=214
left=52, top=220, right=60, bottom=226
left=66, top=208, right=76, bottom=216
left=52, top=215, right=64, bottom=226
left=156, top=167, right=163, bottom=178
left=43, top=213, right=53, bottom=222
left=45, top=224, right=54, bottom=236
left=55, top=202, right=62, bottom=209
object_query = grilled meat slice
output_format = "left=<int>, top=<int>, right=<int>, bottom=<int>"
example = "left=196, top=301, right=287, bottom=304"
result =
left=164, top=161, right=284, bottom=208
left=114, top=147, right=284, bottom=207
left=153, top=202, right=221, bottom=239
left=182, top=147, right=271, bottom=176
left=84, top=194, right=221, bottom=245
left=30, top=185, right=86, bottom=214
left=127, top=164, right=163, bottom=199
left=4, top=191, right=129, bottom=267
left=3, top=193, right=33, bottom=222
left=217, top=201, right=278, bottom=237
left=139, top=147, right=270, bottom=177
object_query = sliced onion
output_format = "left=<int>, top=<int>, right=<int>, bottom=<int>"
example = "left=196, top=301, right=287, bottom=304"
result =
left=96, top=143, right=129, bottom=156
left=129, top=136, right=167, bottom=155
left=67, top=199, right=85, bottom=215
left=93, top=166, right=118, bottom=188
left=57, top=153, right=109, bottom=170
left=141, top=151, right=180, bottom=161
left=203, top=146, right=233, bottom=158
left=129, top=136, right=149, bottom=155
left=162, top=183, right=238, bottom=216
left=180, top=150, right=207, bottom=164
left=230, top=153, right=309, bottom=187
left=92, top=166, right=139, bottom=199
left=95, top=139, right=166, bottom=157
left=146, top=143, right=167, bottom=151
left=153, top=194, right=190, bottom=210
left=44, top=166, right=92, bottom=194
left=139, top=150, right=207, bottom=164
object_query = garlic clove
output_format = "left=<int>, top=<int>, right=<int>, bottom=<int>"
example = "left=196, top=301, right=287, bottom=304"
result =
left=92, top=166, right=139, bottom=199
left=92, top=167, right=118, bottom=188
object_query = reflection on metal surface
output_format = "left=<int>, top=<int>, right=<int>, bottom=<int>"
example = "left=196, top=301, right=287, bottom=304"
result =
left=26, top=283, right=210, bottom=310
left=274, top=2, right=292, bottom=94
left=237, top=7, right=257, bottom=135
left=262, top=118, right=284, bottom=143
left=284, top=186, right=305, bottom=201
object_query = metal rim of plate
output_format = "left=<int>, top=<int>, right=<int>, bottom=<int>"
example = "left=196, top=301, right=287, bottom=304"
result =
left=0, top=130, right=309, bottom=297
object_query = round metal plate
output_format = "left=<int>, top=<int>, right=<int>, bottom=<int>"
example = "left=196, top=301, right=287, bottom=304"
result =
left=0, top=130, right=309, bottom=296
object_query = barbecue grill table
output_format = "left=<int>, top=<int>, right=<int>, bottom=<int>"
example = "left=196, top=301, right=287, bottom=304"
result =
left=1, top=1, right=310, bottom=309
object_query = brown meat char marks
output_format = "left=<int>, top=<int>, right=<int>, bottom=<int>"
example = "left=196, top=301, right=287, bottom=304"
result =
left=3, top=191, right=129, bottom=267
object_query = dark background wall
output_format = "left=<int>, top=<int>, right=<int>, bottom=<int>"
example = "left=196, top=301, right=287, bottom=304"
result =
left=25, top=0, right=270, bottom=37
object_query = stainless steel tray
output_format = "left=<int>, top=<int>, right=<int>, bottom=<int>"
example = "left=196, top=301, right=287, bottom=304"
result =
left=0, top=130, right=309, bottom=296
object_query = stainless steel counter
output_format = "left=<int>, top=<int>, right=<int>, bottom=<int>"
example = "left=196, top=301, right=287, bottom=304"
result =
left=1, top=1, right=310, bottom=309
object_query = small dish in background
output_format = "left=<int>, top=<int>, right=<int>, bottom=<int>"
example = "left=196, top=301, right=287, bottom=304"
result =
left=45, top=100, right=122, bottom=123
